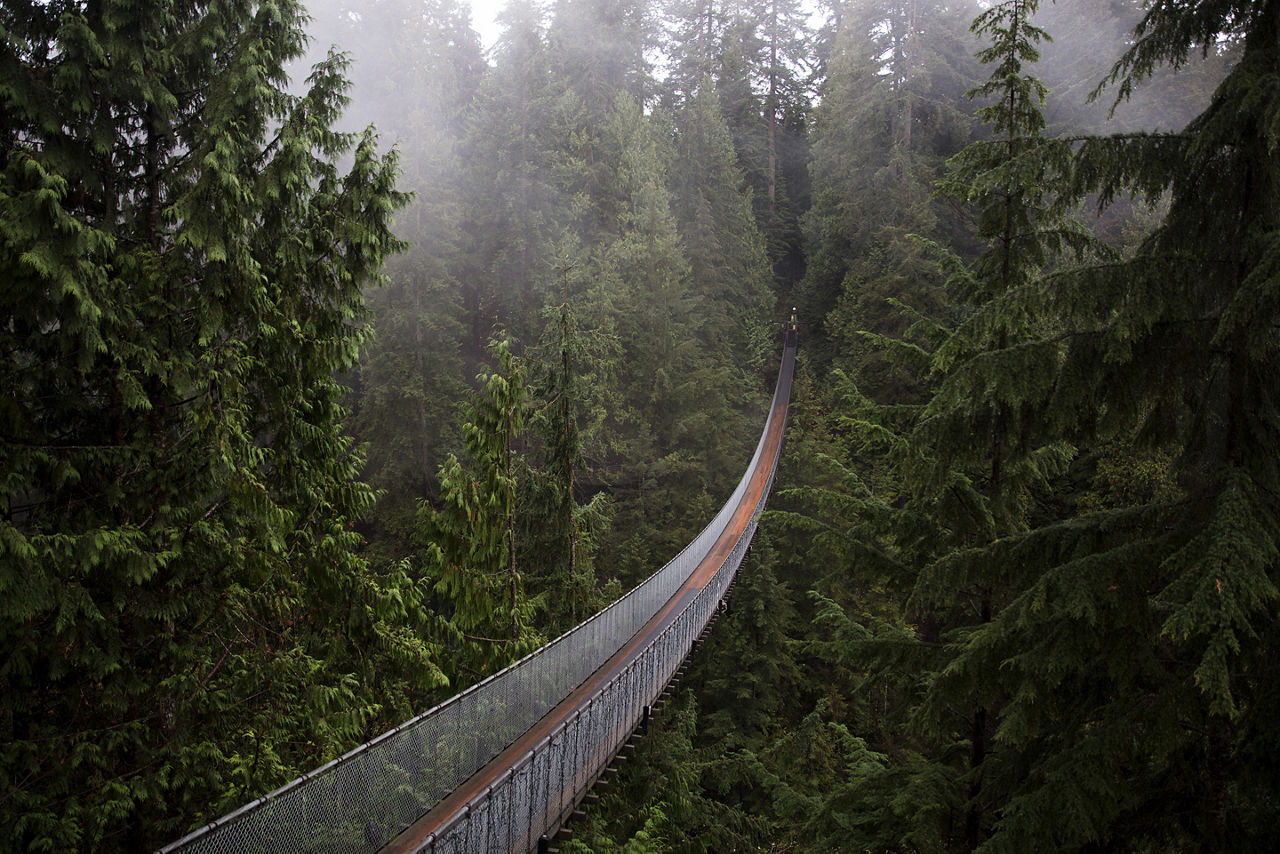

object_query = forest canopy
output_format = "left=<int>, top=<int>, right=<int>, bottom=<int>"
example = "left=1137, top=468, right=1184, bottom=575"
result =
left=3, top=0, right=1276, bottom=850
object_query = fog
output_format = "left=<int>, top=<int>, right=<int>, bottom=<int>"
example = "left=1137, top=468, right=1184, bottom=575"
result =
left=467, top=0, right=507, bottom=49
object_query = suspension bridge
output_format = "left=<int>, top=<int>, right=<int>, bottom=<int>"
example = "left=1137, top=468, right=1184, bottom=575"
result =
left=162, top=337, right=796, bottom=854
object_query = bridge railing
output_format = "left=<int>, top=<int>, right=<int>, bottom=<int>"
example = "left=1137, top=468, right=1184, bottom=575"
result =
left=421, top=432, right=779, bottom=853
left=162, top=345, right=794, bottom=854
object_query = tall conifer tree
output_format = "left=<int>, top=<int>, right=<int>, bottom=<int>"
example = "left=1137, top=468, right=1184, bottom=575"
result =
left=459, top=0, right=565, bottom=348
left=669, top=81, right=775, bottom=380
left=418, top=336, right=541, bottom=682
left=937, top=0, right=1280, bottom=845
left=522, top=292, right=613, bottom=631
left=816, top=1, right=1090, bottom=846
left=836, top=0, right=1280, bottom=847
left=0, top=1, right=428, bottom=847
left=902, top=4, right=1086, bottom=845
left=312, top=0, right=484, bottom=557
left=797, top=0, right=978, bottom=378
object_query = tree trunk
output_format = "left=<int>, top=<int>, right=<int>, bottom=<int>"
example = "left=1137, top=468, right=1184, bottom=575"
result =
left=966, top=591, right=993, bottom=850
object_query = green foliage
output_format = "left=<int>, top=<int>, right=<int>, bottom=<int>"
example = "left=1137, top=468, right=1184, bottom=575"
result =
left=797, top=0, right=981, bottom=378
left=696, top=543, right=802, bottom=745
left=457, top=0, right=566, bottom=349
left=669, top=81, right=775, bottom=371
left=27, top=0, right=1276, bottom=849
left=310, top=0, right=483, bottom=560
left=786, top=2, right=1099, bottom=848
left=1032, top=0, right=1235, bottom=136
left=522, top=292, right=616, bottom=631
left=774, top=0, right=1280, bottom=850
left=659, top=0, right=813, bottom=289
left=0, top=1, right=433, bottom=847
left=418, top=336, right=542, bottom=682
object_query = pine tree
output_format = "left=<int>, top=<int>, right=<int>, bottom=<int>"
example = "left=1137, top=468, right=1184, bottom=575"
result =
left=669, top=80, right=775, bottom=380
left=311, top=0, right=484, bottom=558
left=1030, top=0, right=1232, bottom=135
left=809, top=1, right=1092, bottom=846
left=0, top=1, right=430, bottom=847
left=576, top=92, right=777, bottom=583
left=696, top=540, right=802, bottom=747
left=899, top=3, right=1086, bottom=846
left=458, top=0, right=566, bottom=348
left=661, top=0, right=811, bottom=285
left=706, top=0, right=767, bottom=180
left=743, top=0, right=814, bottom=284
left=547, top=0, right=655, bottom=121
left=660, top=0, right=728, bottom=101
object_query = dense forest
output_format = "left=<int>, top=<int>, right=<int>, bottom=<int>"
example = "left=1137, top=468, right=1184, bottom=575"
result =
left=2, top=0, right=1277, bottom=850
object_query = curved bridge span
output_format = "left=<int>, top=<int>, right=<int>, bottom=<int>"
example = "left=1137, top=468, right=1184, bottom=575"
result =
left=164, top=342, right=796, bottom=854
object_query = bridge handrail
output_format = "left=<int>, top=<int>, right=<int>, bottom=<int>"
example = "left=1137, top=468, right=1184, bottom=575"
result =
left=417, top=342, right=794, bottom=852
left=420, top=380, right=788, bottom=851
left=162, top=343, right=794, bottom=854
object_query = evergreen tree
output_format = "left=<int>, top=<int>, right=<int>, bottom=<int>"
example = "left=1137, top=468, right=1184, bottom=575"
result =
left=1032, top=0, right=1235, bottom=136
left=696, top=541, right=802, bottom=747
left=806, top=1, right=1092, bottom=847
left=896, top=2, right=1083, bottom=846
left=574, top=93, right=703, bottom=580
left=814, top=0, right=1280, bottom=848
left=547, top=0, right=655, bottom=120
left=660, top=0, right=729, bottom=101
left=931, top=0, right=1280, bottom=845
left=458, top=0, right=565, bottom=348
left=418, top=336, right=541, bottom=682
left=522, top=291, right=614, bottom=631
left=745, top=0, right=813, bottom=286
left=459, top=2, right=778, bottom=596
left=661, top=0, right=811, bottom=287
left=760, top=0, right=809, bottom=216
left=669, top=81, right=775, bottom=381
left=798, top=0, right=978, bottom=382
left=0, top=1, right=432, bottom=847
left=575, top=92, right=774, bottom=585
left=310, top=0, right=484, bottom=557
left=706, top=0, right=768, bottom=181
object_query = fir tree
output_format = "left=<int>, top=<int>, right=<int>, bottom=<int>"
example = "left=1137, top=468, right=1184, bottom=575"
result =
left=0, top=1, right=429, bottom=847
left=933, top=0, right=1280, bottom=845
left=418, top=335, right=542, bottom=682
left=797, top=0, right=979, bottom=379
left=669, top=80, right=775, bottom=379
left=458, top=0, right=565, bottom=348
left=315, top=0, right=484, bottom=558
left=899, top=2, right=1084, bottom=846
left=660, top=0, right=728, bottom=101
left=825, top=0, right=1280, bottom=848
left=547, top=0, right=655, bottom=121
left=522, top=289, right=614, bottom=631
left=812, top=1, right=1092, bottom=846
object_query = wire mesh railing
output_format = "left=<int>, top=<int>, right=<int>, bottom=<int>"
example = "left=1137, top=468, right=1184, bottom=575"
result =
left=421, top=470, right=772, bottom=853
left=161, top=343, right=795, bottom=854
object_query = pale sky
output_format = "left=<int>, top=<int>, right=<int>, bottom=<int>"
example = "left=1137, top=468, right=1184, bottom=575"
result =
left=466, top=0, right=508, bottom=52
